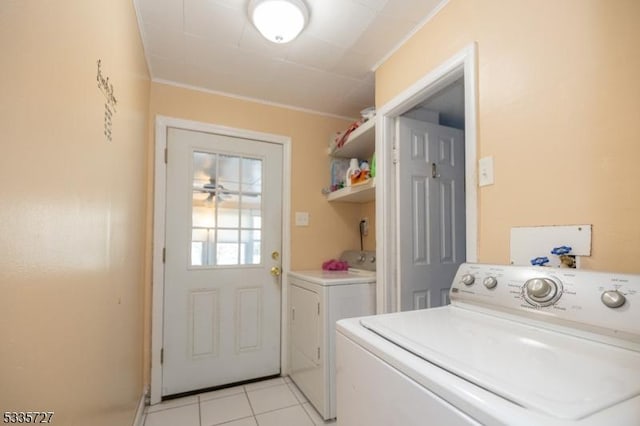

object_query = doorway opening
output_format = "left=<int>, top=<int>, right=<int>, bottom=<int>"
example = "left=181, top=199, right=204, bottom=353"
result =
left=375, top=43, right=478, bottom=313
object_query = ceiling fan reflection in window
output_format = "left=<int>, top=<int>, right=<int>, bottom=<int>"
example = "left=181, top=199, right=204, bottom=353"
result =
left=193, top=177, right=234, bottom=203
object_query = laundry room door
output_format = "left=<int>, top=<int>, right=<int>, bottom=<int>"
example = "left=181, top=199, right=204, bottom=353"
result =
left=397, top=117, right=465, bottom=311
left=162, top=127, right=283, bottom=396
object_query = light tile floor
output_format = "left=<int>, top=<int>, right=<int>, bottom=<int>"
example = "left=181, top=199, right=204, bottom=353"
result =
left=143, top=377, right=337, bottom=426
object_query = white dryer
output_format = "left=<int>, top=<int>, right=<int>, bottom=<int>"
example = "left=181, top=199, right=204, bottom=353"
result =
left=336, top=263, right=640, bottom=425
left=288, top=250, right=376, bottom=420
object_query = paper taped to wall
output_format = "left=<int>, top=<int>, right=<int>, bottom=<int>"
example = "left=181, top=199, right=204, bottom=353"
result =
left=510, top=224, right=592, bottom=267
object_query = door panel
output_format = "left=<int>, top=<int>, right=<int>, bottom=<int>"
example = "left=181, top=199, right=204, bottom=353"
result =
left=398, top=117, right=465, bottom=311
left=190, top=290, right=219, bottom=358
left=289, top=282, right=322, bottom=410
left=290, top=284, right=320, bottom=368
left=162, top=127, right=282, bottom=396
left=237, top=287, right=262, bottom=352
left=411, top=175, right=430, bottom=265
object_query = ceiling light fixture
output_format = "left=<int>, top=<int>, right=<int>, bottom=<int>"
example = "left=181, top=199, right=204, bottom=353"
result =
left=248, top=0, right=309, bottom=44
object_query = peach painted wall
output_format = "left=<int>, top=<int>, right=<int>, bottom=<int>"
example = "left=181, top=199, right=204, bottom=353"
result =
left=143, top=82, right=361, bottom=384
left=0, top=1, right=150, bottom=425
left=376, top=0, right=640, bottom=272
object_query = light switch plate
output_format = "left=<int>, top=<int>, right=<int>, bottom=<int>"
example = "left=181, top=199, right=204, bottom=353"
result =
left=478, top=156, right=494, bottom=187
left=295, top=211, right=309, bottom=226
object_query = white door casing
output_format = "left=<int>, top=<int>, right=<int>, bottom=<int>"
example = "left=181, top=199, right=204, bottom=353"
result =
left=150, top=116, right=291, bottom=404
left=397, top=117, right=465, bottom=311
left=375, top=43, right=478, bottom=314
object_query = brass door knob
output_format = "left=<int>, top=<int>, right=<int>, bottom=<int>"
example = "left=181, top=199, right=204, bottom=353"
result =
left=270, top=266, right=281, bottom=277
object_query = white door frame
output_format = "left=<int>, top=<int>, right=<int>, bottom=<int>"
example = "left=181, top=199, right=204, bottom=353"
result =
left=375, top=43, right=478, bottom=313
left=150, top=115, right=292, bottom=404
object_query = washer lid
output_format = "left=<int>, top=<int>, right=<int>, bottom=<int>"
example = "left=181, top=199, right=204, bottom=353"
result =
left=360, top=307, right=640, bottom=420
left=289, top=269, right=375, bottom=285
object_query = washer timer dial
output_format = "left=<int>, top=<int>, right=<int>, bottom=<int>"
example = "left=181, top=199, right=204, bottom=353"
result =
left=523, top=277, right=563, bottom=307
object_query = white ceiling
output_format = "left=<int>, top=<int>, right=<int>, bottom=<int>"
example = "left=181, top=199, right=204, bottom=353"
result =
left=134, top=0, right=446, bottom=118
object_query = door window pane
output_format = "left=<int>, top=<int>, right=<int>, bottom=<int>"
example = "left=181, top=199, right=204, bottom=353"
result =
left=218, top=155, right=240, bottom=192
left=192, top=205, right=216, bottom=228
left=241, top=230, right=261, bottom=265
left=191, top=150, right=263, bottom=267
left=242, top=158, right=262, bottom=193
left=192, top=228, right=215, bottom=266
left=241, top=194, right=261, bottom=228
left=217, top=229, right=239, bottom=265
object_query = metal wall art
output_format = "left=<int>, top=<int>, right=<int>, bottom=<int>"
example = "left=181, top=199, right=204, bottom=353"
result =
left=96, top=59, right=117, bottom=142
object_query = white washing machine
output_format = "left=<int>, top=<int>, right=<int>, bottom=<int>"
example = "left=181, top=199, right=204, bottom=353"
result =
left=289, top=250, right=376, bottom=420
left=336, top=263, right=640, bottom=425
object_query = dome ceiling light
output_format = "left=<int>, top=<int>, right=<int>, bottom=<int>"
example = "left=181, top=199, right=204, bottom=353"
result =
left=248, top=0, right=309, bottom=44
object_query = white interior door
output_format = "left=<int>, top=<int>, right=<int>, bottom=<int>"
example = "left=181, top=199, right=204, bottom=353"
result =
left=397, top=117, right=465, bottom=311
left=162, top=127, right=283, bottom=396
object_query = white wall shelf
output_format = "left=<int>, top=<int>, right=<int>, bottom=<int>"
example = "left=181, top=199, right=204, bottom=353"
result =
left=327, top=178, right=375, bottom=203
left=328, top=119, right=375, bottom=159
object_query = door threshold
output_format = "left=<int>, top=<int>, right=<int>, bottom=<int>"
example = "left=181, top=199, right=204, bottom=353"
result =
left=162, top=373, right=282, bottom=401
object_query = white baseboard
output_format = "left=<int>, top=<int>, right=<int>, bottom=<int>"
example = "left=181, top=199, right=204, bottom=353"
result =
left=132, top=392, right=146, bottom=426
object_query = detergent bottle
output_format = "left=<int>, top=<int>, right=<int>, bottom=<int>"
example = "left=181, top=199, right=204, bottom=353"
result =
left=345, top=158, right=360, bottom=187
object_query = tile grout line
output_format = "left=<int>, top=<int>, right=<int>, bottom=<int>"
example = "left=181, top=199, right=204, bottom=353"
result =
left=285, top=380, right=317, bottom=424
left=252, top=402, right=302, bottom=417
left=243, top=384, right=258, bottom=424
left=198, top=394, right=203, bottom=426
left=244, top=379, right=288, bottom=392
left=145, top=399, right=199, bottom=415
left=301, top=402, right=319, bottom=426
left=214, top=415, right=256, bottom=426
left=286, top=382, right=307, bottom=404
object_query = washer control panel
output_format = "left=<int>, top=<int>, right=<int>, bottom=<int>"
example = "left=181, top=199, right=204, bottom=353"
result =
left=449, top=263, right=640, bottom=340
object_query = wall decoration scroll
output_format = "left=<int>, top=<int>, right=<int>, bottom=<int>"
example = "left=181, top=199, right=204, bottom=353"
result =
left=96, top=59, right=117, bottom=142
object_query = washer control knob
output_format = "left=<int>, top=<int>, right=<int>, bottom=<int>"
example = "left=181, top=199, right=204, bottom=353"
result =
left=483, top=276, right=498, bottom=289
left=601, top=290, right=626, bottom=308
left=525, top=278, right=554, bottom=299
left=461, top=274, right=475, bottom=286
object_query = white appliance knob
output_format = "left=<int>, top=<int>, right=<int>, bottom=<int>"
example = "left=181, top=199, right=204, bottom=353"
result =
left=461, top=274, right=475, bottom=286
left=601, top=290, right=626, bottom=308
left=525, top=278, right=555, bottom=299
left=483, top=276, right=498, bottom=289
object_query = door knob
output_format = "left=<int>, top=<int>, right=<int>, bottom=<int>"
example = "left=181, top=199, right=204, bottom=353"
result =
left=270, top=266, right=281, bottom=277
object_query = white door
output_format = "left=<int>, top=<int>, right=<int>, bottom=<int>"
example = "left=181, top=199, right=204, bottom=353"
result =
left=162, top=127, right=283, bottom=396
left=397, top=117, right=465, bottom=311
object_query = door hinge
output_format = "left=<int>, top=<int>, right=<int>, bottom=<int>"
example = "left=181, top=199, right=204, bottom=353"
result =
left=160, top=348, right=164, bottom=364
left=317, top=347, right=320, bottom=360
left=392, top=146, right=399, bottom=165
left=164, top=147, right=168, bottom=164
left=317, top=302, right=320, bottom=316
left=291, top=308, right=295, bottom=321
left=162, top=247, right=166, bottom=263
